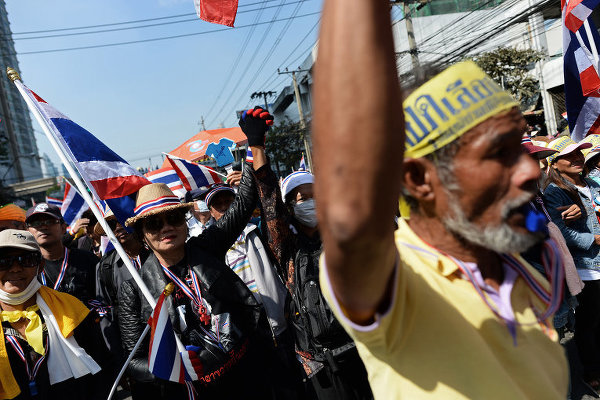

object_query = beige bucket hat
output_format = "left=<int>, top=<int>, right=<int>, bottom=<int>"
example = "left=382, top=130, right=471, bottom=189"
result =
left=125, top=183, right=193, bottom=227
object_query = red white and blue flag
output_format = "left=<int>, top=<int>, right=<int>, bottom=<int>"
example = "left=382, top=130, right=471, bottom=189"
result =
left=563, top=0, right=600, bottom=140
left=299, top=154, right=307, bottom=171
left=14, top=81, right=151, bottom=226
left=45, top=196, right=63, bottom=208
left=167, top=156, right=222, bottom=192
left=148, top=288, right=200, bottom=384
left=145, top=167, right=187, bottom=199
left=94, top=198, right=111, bottom=218
left=61, top=181, right=89, bottom=228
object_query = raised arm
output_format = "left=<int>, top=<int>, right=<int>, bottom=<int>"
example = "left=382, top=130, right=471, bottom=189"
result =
left=192, top=107, right=271, bottom=257
left=313, top=0, right=404, bottom=324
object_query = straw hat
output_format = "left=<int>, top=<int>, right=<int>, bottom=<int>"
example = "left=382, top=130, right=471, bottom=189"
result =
left=585, top=145, right=600, bottom=165
left=93, top=211, right=116, bottom=236
left=581, top=135, right=600, bottom=164
left=125, top=183, right=193, bottom=227
left=546, top=136, right=592, bottom=164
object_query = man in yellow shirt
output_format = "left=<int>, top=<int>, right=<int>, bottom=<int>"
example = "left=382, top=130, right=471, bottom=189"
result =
left=312, top=0, right=569, bottom=399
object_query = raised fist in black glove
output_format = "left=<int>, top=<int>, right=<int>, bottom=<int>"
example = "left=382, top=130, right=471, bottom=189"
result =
left=239, top=106, right=274, bottom=147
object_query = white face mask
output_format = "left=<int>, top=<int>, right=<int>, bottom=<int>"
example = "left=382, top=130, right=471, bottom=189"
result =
left=293, top=199, right=318, bottom=228
left=0, top=273, right=41, bottom=305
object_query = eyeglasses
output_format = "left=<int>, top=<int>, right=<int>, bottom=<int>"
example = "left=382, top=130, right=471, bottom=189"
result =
left=143, top=211, right=187, bottom=232
left=107, top=219, right=119, bottom=231
left=0, top=253, right=41, bottom=271
left=27, top=219, right=61, bottom=229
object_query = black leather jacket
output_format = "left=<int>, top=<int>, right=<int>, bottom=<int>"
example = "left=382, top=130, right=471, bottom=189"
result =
left=118, top=163, right=265, bottom=386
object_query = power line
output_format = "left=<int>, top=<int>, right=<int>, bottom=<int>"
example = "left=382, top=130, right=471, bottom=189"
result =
left=229, top=0, right=308, bottom=114
left=252, top=17, right=320, bottom=98
left=12, top=11, right=321, bottom=56
left=206, top=0, right=290, bottom=127
left=6, top=0, right=314, bottom=42
left=5, top=0, right=281, bottom=36
left=201, top=0, right=270, bottom=123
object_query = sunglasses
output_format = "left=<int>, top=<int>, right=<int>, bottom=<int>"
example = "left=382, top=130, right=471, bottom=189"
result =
left=143, top=210, right=187, bottom=232
left=0, top=253, right=41, bottom=271
left=27, top=219, right=61, bottom=229
left=107, top=219, right=119, bottom=231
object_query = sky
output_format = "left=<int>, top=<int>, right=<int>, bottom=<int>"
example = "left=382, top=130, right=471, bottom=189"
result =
left=4, top=0, right=323, bottom=171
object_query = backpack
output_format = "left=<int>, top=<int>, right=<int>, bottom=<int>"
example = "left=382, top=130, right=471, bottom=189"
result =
left=289, top=241, right=354, bottom=360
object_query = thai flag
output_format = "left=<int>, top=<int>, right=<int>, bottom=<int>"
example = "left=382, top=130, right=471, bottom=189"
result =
left=148, top=288, right=200, bottom=383
left=167, top=156, right=222, bottom=192
left=563, top=0, right=600, bottom=140
left=94, top=198, right=111, bottom=218
left=14, top=81, right=151, bottom=226
left=145, top=167, right=187, bottom=199
left=61, top=182, right=89, bottom=227
left=45, top=196, right=63, bottom=208
left=299, top=154, right=307, bottom=171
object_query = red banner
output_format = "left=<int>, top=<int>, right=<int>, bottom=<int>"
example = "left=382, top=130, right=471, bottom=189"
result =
left=195, top=0, right=238, bottom=27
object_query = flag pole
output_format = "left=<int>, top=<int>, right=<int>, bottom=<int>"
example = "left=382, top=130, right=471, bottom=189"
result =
left=162, top=152, right=228, bottom=178
left=106, top=325, right=150, bottom=400
left=7, top=67, right=156, bottom=308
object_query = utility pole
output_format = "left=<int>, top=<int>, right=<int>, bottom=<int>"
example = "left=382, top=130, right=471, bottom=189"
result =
left=403, top=2, right=421, bottom=77
left=527, top=0, right=557, bottom=135
left=391, top=0, right=427, bottom=80
left=0, top=69, right=24, bottom=182
left=250, top=91, right=276, bottom=112
left=278, top=68, right=313, bottom=171
left=200, top=116, right=206, bottom=131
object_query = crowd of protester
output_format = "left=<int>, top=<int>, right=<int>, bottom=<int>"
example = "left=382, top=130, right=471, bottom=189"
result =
left=0, top=102, right=373, bottom=400
left=4, top=0, right=600, bottom=399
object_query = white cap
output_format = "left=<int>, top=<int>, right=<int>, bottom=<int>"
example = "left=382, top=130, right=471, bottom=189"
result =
left=281, top=171, right=314, bottom=202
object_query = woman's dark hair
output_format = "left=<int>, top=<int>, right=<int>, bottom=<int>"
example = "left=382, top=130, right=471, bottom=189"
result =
left=543, top=162, right=584, bottom=209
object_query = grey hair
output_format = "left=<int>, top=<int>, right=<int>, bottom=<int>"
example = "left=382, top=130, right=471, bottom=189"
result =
left=401, top=139, right=461, bottom=211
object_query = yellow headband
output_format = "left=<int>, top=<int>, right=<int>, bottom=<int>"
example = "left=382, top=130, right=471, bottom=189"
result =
left=403, top=61, right=518, bottom=159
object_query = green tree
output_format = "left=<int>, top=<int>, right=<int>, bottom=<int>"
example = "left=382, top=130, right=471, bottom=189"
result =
left=471, top=47, right=544, bottom=109
left=265, top=118, right=306, bottom=176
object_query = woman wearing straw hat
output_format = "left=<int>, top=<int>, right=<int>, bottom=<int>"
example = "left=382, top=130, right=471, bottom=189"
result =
left=118, top=107, right=276, bottom=399
left=543, top=136, right=600, bottom=391
left=0, top=229, right=109, bottom=400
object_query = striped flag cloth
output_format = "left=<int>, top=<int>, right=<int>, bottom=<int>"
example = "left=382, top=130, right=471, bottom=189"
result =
left=299, top=154, right=307, bottom=171
left=94, top=198, right=111, bottom=218
left=148, top=286, right=200, bottom=384
left=167, top=156, right=222, bottom=191
left=61, top=181, right=89, bottom=227
left=145, top=167, right=187, bottom=199
left=563, top=0, right=600, bottom=140
left=15, top=81, right=151, bottom=227
left=45, top=196, right=63, bottom=208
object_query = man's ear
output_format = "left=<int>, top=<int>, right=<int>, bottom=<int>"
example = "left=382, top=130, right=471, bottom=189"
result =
left=402, top=158, right=435, bottom=202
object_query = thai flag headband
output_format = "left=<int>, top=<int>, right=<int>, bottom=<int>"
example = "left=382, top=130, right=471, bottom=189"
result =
left=134, top=195, right=181, bottom=217
left=205, top=186, right=235, bottom=207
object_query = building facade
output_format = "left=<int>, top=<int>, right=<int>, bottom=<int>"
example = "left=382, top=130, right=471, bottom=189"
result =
left=0, top=0, right=42, bottom=186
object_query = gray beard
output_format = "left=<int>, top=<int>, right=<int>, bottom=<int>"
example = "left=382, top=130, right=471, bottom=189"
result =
left=442, top=193, right=543, bottom=254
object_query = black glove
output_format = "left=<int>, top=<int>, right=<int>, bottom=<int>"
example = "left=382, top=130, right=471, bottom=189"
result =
left=238, top=106, right=274, bottom=147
